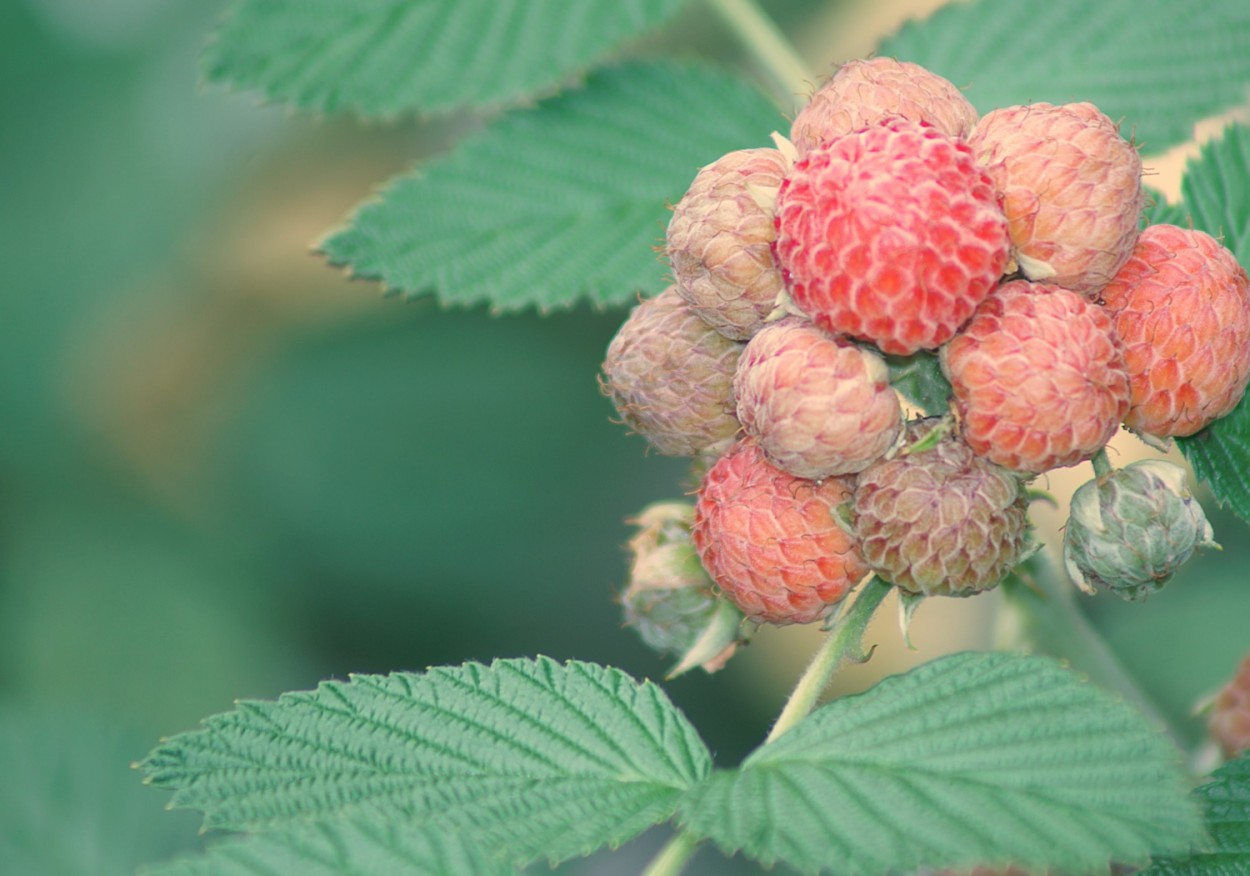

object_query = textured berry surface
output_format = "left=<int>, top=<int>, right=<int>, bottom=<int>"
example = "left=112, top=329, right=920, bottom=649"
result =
left=1063, top=460, right=1216, bottom=601
left=1209, top=653, right=1250, bottom=759
left=734, top=318, right=901, bottom=478
left=853, top=427, right=1028, bottom=597
left=692, top=439, right=866, bottom=625
left=790, top=57, right=977, bottom=157
left=1100, top=224, right=1250, bottom=438
left=667, top=148, right=788, bottom=340
left=969, top=102, right=1143, bottom=296
left=601, top=285, right=743, bottom=456
left=942, top=280, right=1130, bottom=473
left=774, top=118, right=1010, bottom=355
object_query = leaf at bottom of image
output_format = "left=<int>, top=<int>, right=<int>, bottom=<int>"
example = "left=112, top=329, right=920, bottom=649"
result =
left=138, top=657, right=711, bottom=867
left=678, top=651, right=1204, bottom=876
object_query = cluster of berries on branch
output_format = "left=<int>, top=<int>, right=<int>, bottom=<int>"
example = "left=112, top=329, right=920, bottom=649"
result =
left=605, top=58, right=1249, bottom=686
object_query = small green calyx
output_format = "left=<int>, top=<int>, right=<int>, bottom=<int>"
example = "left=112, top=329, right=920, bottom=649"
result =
left=1063, top=459, right=1218, bottom=601
left=621, top=501, right=743, bottom=675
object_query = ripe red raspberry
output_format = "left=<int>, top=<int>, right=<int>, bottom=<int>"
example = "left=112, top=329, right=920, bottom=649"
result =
left=790, top=57, right=978, bottom=157
left=601, top=285, right=743, bottom=456
left=942, top=280, right=1130, bottom=473
left=853, top=425, right=1028, bottom=597
left=734, top=318, right=901, bottom=478
left=1100, top=224, right=1250, bottom=438
left=968, top=102, right=1144, bottom=296
left=1208, top=653, right=1250, bottom=759
left=667, top=148, right=789, bottom=340
left=774, top=118, right=1010, bottom=356
left=692, top=439, right=867, bottom=625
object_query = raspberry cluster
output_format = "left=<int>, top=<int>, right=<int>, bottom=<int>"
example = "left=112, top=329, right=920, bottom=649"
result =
left=602, top=58, right=1249, bottom=651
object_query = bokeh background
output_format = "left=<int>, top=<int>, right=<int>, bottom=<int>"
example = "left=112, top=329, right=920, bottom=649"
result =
left=2, top=1, right=1247, bottom=873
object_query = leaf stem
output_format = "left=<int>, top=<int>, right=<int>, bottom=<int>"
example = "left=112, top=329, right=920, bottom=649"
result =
left=704, top=0, right=816, bottom=114
left=641, top=830, right=700, bottom=876
left=1091, top=447, right=1114, bottom=478
left=764, top=576, right=891, bottom=744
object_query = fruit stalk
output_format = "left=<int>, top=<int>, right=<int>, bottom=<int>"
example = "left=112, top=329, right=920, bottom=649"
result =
left=705, top=0, right=814, bottom=113
left=764, top=575, right=891, bottom=743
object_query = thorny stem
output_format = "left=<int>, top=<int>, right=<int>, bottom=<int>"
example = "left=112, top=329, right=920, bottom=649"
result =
left=705, top=0, right=817, bottom=114
left=765, top=576, right=892, bottom=744
left=638, top=578, right=891, bottom=876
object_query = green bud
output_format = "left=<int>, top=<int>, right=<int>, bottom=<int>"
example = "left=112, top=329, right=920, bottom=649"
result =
left=621, top=502, right=743, bottom=675
left=1063, top=459, right=1218, bottom=601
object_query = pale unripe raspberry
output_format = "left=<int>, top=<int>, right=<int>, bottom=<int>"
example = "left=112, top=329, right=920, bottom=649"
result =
left=1063, top=459, right=1217, bottom=601
left=1209, top=653, right=1250, bottom=759
left=774, top=118, right=1010, bottom=355
left=968, top=102, right=1144, bottom=296
left=734, top=319, right=902, bottom=478
left=1100, top=224, right=1250, bottom=438
left=692, top=439, right=866, bottom=625
left=853, top=427, right=1028, bottom=597
left=667, top=148, right=788, bottom=340
left=942, top=280, right=1131, bottom=473
left=601, top=286, right=743, bottom=456
left=621, top=502, right=742, bottom=674
left=790, top=57, right=978, bottom=157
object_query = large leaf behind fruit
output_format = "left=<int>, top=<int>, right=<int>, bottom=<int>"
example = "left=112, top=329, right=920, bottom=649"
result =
left=679, top=652, right=1202, bottom=876
left=322, top=61, right=782, bottom=311
left=1170, top=124, right=1250, bottom=523
left=203, top=0, right=689, bottom=116
left=140, top=658, right=709, bottom=866
left=880, top=0, right=1250, bottom=154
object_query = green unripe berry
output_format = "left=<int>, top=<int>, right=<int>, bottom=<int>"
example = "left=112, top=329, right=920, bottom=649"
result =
left=1063, top=459, right=1217, bottom=601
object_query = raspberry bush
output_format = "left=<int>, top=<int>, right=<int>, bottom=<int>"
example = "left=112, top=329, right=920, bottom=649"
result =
left=131, top=2, right=1250, bottom=875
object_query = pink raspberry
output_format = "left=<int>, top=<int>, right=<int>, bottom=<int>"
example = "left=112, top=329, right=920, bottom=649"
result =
left=601, top=286, right=743, bottom=456
left=1099, top=224, right=1250, bottom=438
left=790, top=57, right=978, bottom=157
left=968, top=102, right=1144, bottom=296
left=853, top=424, right=1028, bottom=597
left=667, top=148, right=789, bottom=340
left=692, top=439, right=867, bottom=625
left=941, top=280, right=1130, bottom=473
left=1209, top=653, right=1250, bottom=759
left=774, top=117, right=1010, bottom=356
left=734, top=318, right=902, bottom=478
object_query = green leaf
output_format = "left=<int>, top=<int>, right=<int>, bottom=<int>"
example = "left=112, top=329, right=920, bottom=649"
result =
left=1144, top=753, right=1250, bottom=875
left=878, top=0, right=1250, bottom=153
left=1172, top=125, right=1250, bottom=523
left=140, top=657, right=710, bottom=865
left=321, top=60, right=783, bottom=311
left=678, top=651, right=1202, bottom=876
left=1143, top=187, right=1188, bottom=228
left=886, top=351, right=951, bottom=416
left=203, top=0, right=690, bottom=116
left=143, top=819, right=518, bottom=876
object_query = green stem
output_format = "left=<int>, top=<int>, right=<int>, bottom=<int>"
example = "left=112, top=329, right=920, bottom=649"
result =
left=1091, top=447, right=1114, bottom=478
left=705, top=0, right=816, bottom=113
left=765, top=576, right=892, bottom=744
left=998, top=552, right=1178, bottom=739
left=638, top=578, right=890, bottom=876
left=640, top=830, right=699, bottom=876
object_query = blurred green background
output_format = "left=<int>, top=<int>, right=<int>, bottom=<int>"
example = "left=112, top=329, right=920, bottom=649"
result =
left=2, top=1, right=1248, bottom=874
